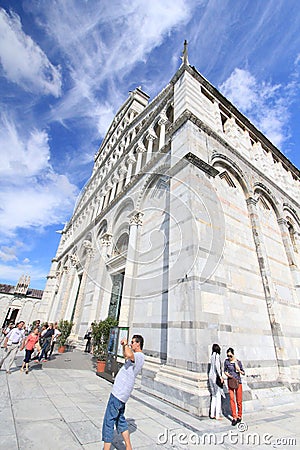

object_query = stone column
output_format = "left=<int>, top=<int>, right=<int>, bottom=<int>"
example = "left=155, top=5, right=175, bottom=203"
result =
left=246, top=197, right=291, bottom=381
left=110, top=174, right=119, bottom=202
left=49, top=264, right=67, bottom=321
left=37, top=258, right=58, bottom=321
left=97, top=191, right=105, bottom=214
left=72, top=241, right=94, bottom=335
left=103, top=181, right=113, bottom=210
left=146, top=129, right=157, bottom=164
left=118, top=211, right=144, bottom=327
left=135, top=142, right=146, bottom=175
left=59, top=254, right=80, bottom=319
left=97, top=233, right=114, bottom=319
left=125, top=153, right=136, bottom=185
left=158, top=114, right=168, bottom=150
left=116, top=164, right=127, bottom=196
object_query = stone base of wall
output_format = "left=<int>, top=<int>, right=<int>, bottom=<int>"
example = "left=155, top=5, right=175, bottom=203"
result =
left=140, top=360, right=299, bottom=417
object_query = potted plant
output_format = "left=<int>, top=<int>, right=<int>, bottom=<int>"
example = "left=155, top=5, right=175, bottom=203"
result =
left=92, top=317, right=118, bottom=372
left=57, top=319, right=73, bottom=353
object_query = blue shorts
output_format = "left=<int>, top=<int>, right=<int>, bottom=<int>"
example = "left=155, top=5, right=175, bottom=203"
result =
left=102, top=393, right=128, bottom=443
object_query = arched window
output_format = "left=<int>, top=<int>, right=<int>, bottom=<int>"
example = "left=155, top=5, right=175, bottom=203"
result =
left=112, top=233, right=129, bottom=256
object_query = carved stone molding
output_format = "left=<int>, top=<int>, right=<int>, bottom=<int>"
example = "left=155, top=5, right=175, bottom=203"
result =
left=100, top=232, right=113, bottom=246
left=130, top=211, right=144, bottom=226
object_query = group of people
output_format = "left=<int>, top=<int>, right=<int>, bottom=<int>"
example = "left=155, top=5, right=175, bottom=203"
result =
left=209, top=343, right=245, bottom=425
left=1, top=319, right=244, bottom=448
left=0, top=320, right=61, bottom=374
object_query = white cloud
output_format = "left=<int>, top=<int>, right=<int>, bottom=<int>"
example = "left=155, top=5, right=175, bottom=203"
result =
left=0, top=113, right=51, bottom=180
left=0, top=262, right=46, bottom=286
left=33, top=0, right=196, bottom=130
left=0, top=113, right=78, bottom=237
left=0, top=173, right=78, bottom=237
left=0, top=7, right=61, bottom=96
left=0, top=246, right=18, bottom=262
left=219, top=68, right=297, bottom=149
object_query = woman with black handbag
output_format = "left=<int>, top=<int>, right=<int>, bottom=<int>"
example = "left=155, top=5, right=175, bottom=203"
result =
left=209, top=343, right=225, bottom=420
left=224, top=347, right=245, bottom=426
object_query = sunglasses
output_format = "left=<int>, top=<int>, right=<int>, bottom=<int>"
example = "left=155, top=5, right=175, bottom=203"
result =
left=227, top=354, right=233, bottom=357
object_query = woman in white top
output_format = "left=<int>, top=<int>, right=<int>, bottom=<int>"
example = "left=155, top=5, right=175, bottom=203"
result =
left=209, top=343, right=225, bottom=420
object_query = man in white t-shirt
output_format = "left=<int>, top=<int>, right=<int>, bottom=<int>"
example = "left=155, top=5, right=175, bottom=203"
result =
left=102, top=334, right=145, bottom=450
left=0, top=321, right=26, bottom=374
left=49, top=322, right=61, bottom=359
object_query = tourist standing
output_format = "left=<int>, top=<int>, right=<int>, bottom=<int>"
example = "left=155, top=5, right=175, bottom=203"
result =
left=0, top=322, right=15, bottom=347
left=0, top=321, right=26, bottom=374
left=38, top=323, right=54, bottom=361
left=102, top=335, right=145, bottom=450
left=48, top=322, right=61, bottom=359
left=20, top=327, right=40, bottom=373
left=84, top=325, right=93, bottom=353
left=224, top=347, right=245, bottom=425
left=209, top=343, right=225, bottom=420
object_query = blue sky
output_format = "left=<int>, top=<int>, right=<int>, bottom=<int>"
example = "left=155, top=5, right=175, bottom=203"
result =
left=0, top=0, right=299, bottom=290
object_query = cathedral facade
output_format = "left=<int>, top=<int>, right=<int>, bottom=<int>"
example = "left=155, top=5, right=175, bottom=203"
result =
left=40, top=52, right=300, bottom=415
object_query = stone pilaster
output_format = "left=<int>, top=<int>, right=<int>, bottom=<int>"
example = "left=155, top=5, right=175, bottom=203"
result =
left=135, top=142, right=146, bottom=175
left=118, top=211, right=144, bottom=327
left=72, top=241, right=94, bottom=335
left=59, top=254, right=80, bottom=319
left=158, top=113, right=168, bottom=150
left=146, top=129, right=157, bottom=163
left=277, top=217, right=300, bottom=301
left=246, top=197, right=291, bottom=381
left=125, top=152, right=136, bottom=185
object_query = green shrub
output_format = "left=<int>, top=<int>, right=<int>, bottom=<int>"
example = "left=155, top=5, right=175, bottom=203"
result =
left=92, top=317, right=118, bottom=361
left=57, top=319, right=73, bottom=346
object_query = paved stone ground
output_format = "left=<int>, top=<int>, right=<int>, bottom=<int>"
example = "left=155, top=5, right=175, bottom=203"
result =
left=0, top=347, right=299, bottom=449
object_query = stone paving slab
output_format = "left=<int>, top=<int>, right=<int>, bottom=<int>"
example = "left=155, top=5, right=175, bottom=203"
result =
left=0, top=349, right=299, bottom=449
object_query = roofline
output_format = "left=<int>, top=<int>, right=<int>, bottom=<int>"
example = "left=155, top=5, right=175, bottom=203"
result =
left=170, top=63, right=299, bottom=179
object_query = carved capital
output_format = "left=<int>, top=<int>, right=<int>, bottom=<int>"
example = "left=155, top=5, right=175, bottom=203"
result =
left=83, top=240, right=93, bottom=256
left=130, top=211, right=144, bottom=226
left=146, top=129, right=157, bottom=141
left=100, top=232, right=113, bottom=246
left=158, top=113, right=168, bottom=126
left=70, top=254, right=80, bottom=267
left=277, top=217, right=288, bottom=227
left=136, top=141, right=147, bottom=153
left=119, top=164, right=127, bottom=175
left=127, top=153, right=136, bottom=164
left=112, top=173, right=120, bottom=183
left=246, top=197, right=258, bottom=207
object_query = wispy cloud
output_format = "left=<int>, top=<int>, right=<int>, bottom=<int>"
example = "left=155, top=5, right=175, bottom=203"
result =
left=0, top=245, right=18, bottom=262
left=219, top=59, right=300, bottom=149
left=0, top=7, right=62, bottom=96
left=0, top=262, right=47, bottom=286
left=0, top=113, right=78, bottom=237
left=32, top=0, right=196, bottom=130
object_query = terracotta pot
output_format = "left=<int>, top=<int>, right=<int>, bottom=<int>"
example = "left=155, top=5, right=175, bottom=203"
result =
left=58, top=346, right=66, bottom=353
left=97, top=360, right=106, bottom=372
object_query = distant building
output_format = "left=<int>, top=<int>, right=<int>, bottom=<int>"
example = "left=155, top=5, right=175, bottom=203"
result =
left=40, top=44, right=300, bottom=415
left=0, top=275, right=43, bottom=328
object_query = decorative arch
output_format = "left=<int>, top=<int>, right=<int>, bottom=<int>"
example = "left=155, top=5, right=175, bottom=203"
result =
left=211, top=153, right=250, bottom=196
left=112, top=232, right=129, bottom=256
left=97, top=219, right=108, bottom=238
left=136, top=163, right=170, bottom=210
left=283, top=203, right=300, bottom=229
left=113, top=197, right=134, bottom=228
left=253, top=183, right=280, bottom=219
